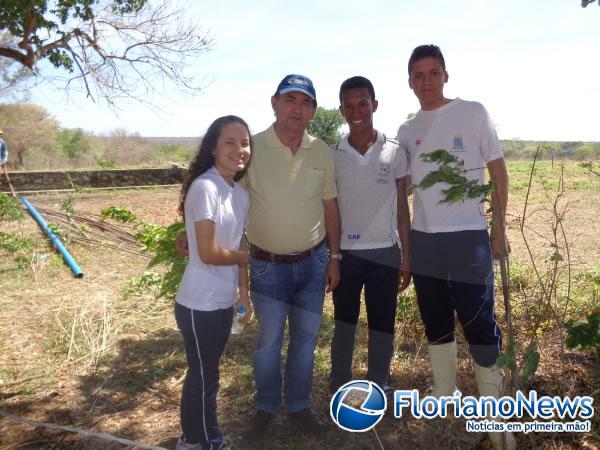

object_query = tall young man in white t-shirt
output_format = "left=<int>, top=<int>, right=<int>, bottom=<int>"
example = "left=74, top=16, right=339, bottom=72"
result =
left=397, top=45, right=515, bottom=450
left=329, top=76, right=411, bottom=393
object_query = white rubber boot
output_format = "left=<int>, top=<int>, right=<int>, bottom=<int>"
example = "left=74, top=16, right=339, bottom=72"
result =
left=474, top=363, right=517, bottom=450
left=427, top=341, right=457, bottom=397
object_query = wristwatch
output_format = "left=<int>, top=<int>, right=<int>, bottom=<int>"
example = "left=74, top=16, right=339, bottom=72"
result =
left=329, top=253, right=342, bottom=261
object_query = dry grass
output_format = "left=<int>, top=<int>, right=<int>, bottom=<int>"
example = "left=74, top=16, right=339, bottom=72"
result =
left=1, top=161, right=599, bottom=449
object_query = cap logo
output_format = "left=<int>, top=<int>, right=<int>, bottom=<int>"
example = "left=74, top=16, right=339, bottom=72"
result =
left=276, top=74, right=316, bottom=101
left=288, top=77, right=310, bottom=86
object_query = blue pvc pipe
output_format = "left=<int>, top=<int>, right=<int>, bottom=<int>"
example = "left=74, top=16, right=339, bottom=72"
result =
left=19, top=195, right=84, bottom=278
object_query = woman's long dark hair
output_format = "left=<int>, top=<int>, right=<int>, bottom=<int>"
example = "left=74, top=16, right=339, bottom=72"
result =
left=179, top=115, right=253, bottom=217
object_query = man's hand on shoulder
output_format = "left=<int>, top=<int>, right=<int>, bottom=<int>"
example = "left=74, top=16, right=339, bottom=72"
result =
left=175, top=231, right=189, bottom=257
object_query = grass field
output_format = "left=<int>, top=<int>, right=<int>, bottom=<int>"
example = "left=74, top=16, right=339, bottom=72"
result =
left=1, top=160, right=599, bottom=449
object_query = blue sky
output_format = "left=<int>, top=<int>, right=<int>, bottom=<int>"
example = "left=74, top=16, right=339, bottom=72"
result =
left=30, top=0, right=600, bottom=141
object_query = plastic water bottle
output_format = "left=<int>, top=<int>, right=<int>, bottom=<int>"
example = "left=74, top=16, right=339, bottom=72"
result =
left=231, top=305, right=246, bottom=335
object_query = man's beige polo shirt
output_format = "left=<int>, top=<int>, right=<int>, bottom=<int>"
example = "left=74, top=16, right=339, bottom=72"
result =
left=242, top=124, right=337, bottom=254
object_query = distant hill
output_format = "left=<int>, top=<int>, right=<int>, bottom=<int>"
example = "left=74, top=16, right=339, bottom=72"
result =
left=143, top=136, right=201, bottom=148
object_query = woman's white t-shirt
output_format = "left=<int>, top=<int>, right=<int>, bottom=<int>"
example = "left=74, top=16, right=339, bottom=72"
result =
left=175, top=167, right=249, bottom=311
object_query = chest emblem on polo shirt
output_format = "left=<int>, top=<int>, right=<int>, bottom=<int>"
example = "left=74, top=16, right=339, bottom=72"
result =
left=376, top=162, right=390, bottom=184
left=378, top=162, right=390, bottom=177
left=452, top=135, right=464, bottom=150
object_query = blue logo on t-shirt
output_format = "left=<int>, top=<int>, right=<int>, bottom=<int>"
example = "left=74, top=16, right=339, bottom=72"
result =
left=453, top=135, right=464, bottom=150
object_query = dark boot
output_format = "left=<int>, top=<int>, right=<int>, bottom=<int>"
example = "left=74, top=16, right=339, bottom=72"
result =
left=288, top=408, right=327, bottom=435
left=329, top=320, right=357, bottom=393
left=366, top=328, right=394, bottom=388
left=244, top=409, right=274, bottom=441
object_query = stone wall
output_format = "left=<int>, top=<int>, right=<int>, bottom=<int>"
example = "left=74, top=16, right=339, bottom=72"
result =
left=1, top=167, right=186, bottom=192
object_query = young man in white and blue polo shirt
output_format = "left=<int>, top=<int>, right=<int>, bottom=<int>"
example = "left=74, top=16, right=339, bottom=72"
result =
left=329, top=76, right=411, bottom=393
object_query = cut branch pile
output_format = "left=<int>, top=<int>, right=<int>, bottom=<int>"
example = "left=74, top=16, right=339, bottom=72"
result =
left=32, top=204, right=147, bottom=257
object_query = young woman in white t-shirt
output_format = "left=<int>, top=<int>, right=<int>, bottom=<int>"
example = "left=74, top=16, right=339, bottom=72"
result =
left=175, top=115, right=252, bottom=450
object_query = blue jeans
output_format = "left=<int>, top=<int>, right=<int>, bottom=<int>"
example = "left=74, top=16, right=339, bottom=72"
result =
left=250, top=243, right=328, bottom=414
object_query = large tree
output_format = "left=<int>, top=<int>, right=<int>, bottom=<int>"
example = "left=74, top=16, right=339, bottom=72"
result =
left=0, top=0, right=212, bottom=106
left=308, top=107, right=345, bottom=146
left=0, top=103, right=58, bottom=168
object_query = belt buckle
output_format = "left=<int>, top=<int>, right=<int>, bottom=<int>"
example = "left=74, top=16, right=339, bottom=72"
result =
left=288, top=251, right=302, bottom=263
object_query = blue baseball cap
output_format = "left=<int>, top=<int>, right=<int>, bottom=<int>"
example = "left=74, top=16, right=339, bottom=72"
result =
left=275, top=74, right=316, bottom=101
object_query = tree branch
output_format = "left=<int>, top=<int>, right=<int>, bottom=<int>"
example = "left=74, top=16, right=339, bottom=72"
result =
left=18, top=10, right=37, bottom=50
left=0, top=47, right=29, bottom=65
left=0, top=0, right=213, bottom=106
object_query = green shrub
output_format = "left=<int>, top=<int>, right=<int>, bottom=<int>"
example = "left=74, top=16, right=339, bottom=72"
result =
left=0, top=193, right=25, bottom=222
left=508, top=261, right=531, bottom=291
left=56, top=128, right=91, bottom=159
left=0, top=231, right=34, bottom=269
left=0, top=231, right=33, bottom=253
left=101, top=206, right=138, bottom=223
left=154, top=143, right=194, bottom=162
left=102, top=205, right=186, bottom=299
left=566, top=309, right=600, bottom=361
left=123, top=272, right=163, bottom=298
left=94, top=156, right=117, bottom=169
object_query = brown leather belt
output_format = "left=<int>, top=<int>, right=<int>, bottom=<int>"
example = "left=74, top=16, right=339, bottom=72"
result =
left=250, top=239, right=325, bottom=263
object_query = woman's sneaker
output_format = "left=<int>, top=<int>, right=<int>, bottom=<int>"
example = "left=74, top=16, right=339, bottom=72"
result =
left=175, top=437, right=233, bottom=450
left=175, top=437, right=202, bottom=450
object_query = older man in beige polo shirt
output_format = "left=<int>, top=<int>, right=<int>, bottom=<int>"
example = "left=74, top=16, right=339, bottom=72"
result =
left=178, top=75, right=341, bottom=441
left=245, top=74, right=341, bottom=440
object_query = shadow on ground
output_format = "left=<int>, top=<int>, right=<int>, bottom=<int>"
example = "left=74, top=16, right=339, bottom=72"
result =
left=1, top=327, right=185, bottom=449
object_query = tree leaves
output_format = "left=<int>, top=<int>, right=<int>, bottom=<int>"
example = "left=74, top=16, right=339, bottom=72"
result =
left=420, top=148, right=460, bottom=165
left=521, top=343, right=540, bottom=386
left=102, top=206, right=186, bottom=299
left=496, top=340, right=517, bottom=372
left=307, top=107, right=345, bottom=146
left=0, top=0, right=212, bottom=106
left=581, top=0, right=599, bottom=8
left=412, top=149, right=492, bottom=204
left=496, top=340, right=540, bottom=387
left=566, top=309, right=600, bottom=361
left=0, top=103, right=59, bottom=167
left=0, top=192, right=25, bottom=221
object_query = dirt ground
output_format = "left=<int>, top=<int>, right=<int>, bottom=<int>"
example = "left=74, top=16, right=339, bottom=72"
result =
left=1, top=175, right=599, bottom=449
left=1, top=188, right=182, bottom=449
